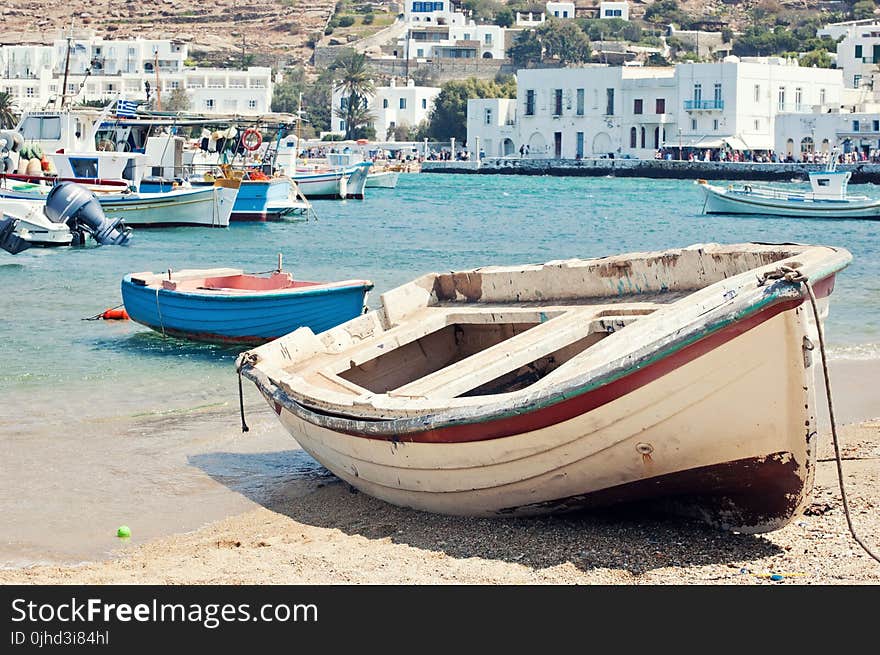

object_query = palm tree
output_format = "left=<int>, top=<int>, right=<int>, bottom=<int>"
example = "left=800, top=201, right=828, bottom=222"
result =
left=0, top=92, right=19, bottom=129
left=332, top=52, right=375, bottom=140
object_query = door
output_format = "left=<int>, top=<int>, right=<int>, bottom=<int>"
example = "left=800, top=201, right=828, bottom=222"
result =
left=554, top=132, right=562, bottom=158
left=576, top=132, right=584, bottom=158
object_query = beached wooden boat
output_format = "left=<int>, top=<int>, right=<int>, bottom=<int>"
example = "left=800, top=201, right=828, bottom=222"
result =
left=238, top=243, right=852, bottom=533
left=122, top=267, right=373, bottom=344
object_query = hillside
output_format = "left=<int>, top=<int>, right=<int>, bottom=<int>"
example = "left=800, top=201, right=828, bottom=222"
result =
left=0, top=1, right=336, bottom=64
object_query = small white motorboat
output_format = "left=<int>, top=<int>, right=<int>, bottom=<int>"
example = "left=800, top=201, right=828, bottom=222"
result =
left=0, top=198, right=72, bottom=247
left=238, top=242, right=852, bottom=533
left=365, top=170, right=400, bottom=189
left=697, top=159, right=880, bottom=219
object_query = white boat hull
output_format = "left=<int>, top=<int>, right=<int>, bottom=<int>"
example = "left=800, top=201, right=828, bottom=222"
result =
left=365, top=171, right=400, bottom=188
left=100, top=186, right=234, bottom=227
left=699, top=182, right=880, bottom=219
left=293, top=171, right=347, bottom=199
left=266, top=306, right=821, bottom=533
left=0, top=199, right=72, bottom=246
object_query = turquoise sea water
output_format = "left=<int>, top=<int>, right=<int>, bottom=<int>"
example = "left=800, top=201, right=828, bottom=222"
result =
left=2, top=173, right=879, bottom=416
left=2, top=172, right=879, bottom=566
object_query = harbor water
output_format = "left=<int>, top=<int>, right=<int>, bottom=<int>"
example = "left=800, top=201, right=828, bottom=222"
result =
left=2, top=173, right=879, bottom=567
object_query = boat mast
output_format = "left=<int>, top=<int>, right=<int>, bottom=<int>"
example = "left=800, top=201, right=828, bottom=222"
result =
left=297, top=92, right=303, bottom=168
left=60, top=35, right=72, bottom=109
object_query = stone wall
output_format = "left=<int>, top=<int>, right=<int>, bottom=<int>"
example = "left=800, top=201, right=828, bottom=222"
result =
left=422, top=157, right=880, bottom=183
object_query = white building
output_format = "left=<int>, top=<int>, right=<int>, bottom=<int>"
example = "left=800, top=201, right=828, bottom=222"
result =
left=0, top=35, right=273, bottom=115
left=817, top=19, right=880, bottom=89
left=399, top=0, right=506, bottom=60
left=546, top=2, right=576, bottom=19
left=332, top=79, right=440, bottom=138
left=467, top=56, right=846, bottom=159
left=599, top=1, right=630, bottom=21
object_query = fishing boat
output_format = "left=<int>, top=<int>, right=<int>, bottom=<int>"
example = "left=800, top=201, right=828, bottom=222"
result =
left=696, top=158, right=880, bottom=219
left=238, top=242, right=852, bottom=533
left=122, top=262, right=373, bottom=344
left=365, top=170, right=400, bottom=189
left=100, top=180, right=239, bottom=228
left=0, top=198, right=73, bottom=247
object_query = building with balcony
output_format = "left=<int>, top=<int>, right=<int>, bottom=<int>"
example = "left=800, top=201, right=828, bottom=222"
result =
left=818, top=19, right=880, bottom=89
left=0, top=35, right=273, bottom=115
left=466, top=55, right=845, bottom=159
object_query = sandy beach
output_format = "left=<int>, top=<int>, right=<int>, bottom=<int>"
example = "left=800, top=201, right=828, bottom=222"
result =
left=2, top=358, right=878, bottom=585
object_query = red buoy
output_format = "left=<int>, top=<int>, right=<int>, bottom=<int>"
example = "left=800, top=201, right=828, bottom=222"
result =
left=102, top=308, right=129, bottom=320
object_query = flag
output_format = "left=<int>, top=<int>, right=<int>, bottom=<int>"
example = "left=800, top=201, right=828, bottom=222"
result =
left=115, top=99, right=138, bottom=118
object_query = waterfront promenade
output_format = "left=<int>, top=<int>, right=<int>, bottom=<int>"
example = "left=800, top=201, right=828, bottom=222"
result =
left=422, top=157, right=880, bottom=183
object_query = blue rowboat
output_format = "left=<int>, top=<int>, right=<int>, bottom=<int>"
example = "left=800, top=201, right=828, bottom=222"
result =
left=121, top=267, right=373, bottom=344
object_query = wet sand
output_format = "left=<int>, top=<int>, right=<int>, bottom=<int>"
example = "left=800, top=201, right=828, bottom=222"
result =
left=2, top=359, right=878, bottom=584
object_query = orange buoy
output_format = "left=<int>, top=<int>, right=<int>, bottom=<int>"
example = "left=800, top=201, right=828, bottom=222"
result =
left=102, top=307, right=129, bottom=320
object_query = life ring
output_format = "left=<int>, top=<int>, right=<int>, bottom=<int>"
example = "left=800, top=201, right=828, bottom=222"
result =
left=242, top=128, right=262, bottom=152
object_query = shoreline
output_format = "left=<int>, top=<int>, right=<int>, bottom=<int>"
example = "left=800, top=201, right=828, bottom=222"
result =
left=1, top=357, right=877, bottom=585
left=421, top=158, right=880, bottom=183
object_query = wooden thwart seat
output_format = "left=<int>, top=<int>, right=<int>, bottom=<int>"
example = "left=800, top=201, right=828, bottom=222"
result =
left=388, top=308, right=607, bottom=399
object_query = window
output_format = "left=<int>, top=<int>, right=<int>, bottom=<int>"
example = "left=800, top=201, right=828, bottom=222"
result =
left=421, top=98, right=427, bottom=109
left=633, top=98, right=643, bottom=114
left=853, top=120, right=860, bottom=132
left=554, top=89, right=562, bottom=116
left=170, top=81, right=179, bottom=89
left=576, top=88, right=584, bottom=115
left=630, top=127, right=637, bottom=148
left=485, top=108, right=493, bottom=125
left=25, top=87, right=34, bottom=97
left=691, top=118, right=697, bottom=130
left=20, top=116, right=61, bottom=140
left=855, top=74, right=862, bottom=87
left=399, top=98, right=406, bottom=109
left=339, top=120, right=346, bottom=131
left=795, top=87, right=802, bottom=110
left=713, top=119, right=718, bottom=130
left=576, top=131, right=584, bottom=158
left=778, top=87, right=785, bottom=111
left=69, top=157, right=99, bottom=178
left=655, top=98, right=665, bottom=114
left=640, top=126, right=645, bottom=148
left=754, top=119, right=760, bottom=130
left=693, top=83, right=702, bottom=102
left=417, top=48, right=424, bottom=57
left=341, top=97, right=348, bottom=110
left=856, top=44, right=863, bottom=59
left=248, top=100, right=256, bottom=109
left=525, top=89, right=535, bottom=116
left=606, top=88, right=614, bottom=115
left=383, top=98, right=389, bottom=109
left=713, top=83, right=722, bottom=103
left=653, top=126, right=660, bottom=149
left=563, top=10, right=568, bottom=17
left=820, top=88, right=826, bottom=105
left=754, top=84, right=760, bottom=102
left=874, top=120, right=879, bottom=131
left=484, top=34, right=492, bottom=45
left=205, top=99, right=214, bottom=109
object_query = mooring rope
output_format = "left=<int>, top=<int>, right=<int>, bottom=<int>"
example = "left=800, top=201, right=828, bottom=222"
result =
left=759, top=265, right=880, bottom=564
left=237, top=352, right=258, bottom=433
left=154, top=287, right=166, bottom=339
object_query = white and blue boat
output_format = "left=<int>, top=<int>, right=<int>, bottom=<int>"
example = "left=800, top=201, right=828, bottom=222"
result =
left=121, top=265, right=373, bottom=344
left=697, top=158, right=880, bottom=219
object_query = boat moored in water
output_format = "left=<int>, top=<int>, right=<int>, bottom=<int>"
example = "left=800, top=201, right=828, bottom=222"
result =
left=122, top=265, right=373, bottom=344
left=697, top=158, right=880, bottom=219
left=365, top=170, right=400, bottom=189
left=238, top=243, right=852, bottom=533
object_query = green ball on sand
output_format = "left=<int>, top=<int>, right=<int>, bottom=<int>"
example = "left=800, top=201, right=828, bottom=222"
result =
left=117, top=525, right=131, bottom=538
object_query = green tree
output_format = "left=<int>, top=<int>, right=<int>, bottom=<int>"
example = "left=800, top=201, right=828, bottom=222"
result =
left=800, top=48, right=833, bottom=68
left=644, top=0, right=692, bottom=29
left=852, top=0, right=877, bottom=20
left=508, top=19, right=591, bottom=67
left=332, top=51, right=376, bottom=140
left=494, top=7, right=514, bottom=27
left=272, top=66, right=333, bottom=136
left=426, top=77, right=517, bottom=142
left=163, top=88, right=190, bottom=112
left=0, top=92, right=19, bottom=129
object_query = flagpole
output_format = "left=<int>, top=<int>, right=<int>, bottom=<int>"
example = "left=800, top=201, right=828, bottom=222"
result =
left=60, top=35, right=72, bottom=109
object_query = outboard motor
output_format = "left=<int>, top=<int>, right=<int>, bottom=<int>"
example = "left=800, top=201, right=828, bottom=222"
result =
left=0, top=216, right=32, bottom=255
left=44, top=182, right=132, bottom=246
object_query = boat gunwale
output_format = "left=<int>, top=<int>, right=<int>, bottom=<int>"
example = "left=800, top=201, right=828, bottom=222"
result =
left=240, top=245, right=851, bottom=440
left=122, top=275, right=374, bottom=300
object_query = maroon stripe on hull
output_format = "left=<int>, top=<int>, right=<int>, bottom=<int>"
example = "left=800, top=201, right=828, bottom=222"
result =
left=312, top=275, right=836, bottom=444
